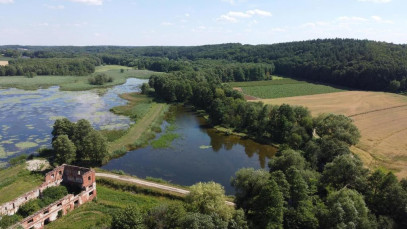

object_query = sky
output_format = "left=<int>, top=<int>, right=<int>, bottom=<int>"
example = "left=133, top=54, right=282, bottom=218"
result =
left=0, top=0, right=406, bottom=46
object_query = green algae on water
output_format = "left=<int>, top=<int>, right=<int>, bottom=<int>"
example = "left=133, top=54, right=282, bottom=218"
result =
left=15, top=141, right=38, bottom=149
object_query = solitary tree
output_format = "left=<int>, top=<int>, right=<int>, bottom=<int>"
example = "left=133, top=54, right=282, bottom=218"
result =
left=186, top=182, right=232, bottom=221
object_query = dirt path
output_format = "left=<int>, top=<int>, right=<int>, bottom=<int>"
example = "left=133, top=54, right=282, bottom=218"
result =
left=109, top=103, right=167, bottom=152
left=96, top=172, right=235, bottom=206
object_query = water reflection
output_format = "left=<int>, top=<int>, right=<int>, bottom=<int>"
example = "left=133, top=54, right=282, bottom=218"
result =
left=103, top=106, right=276, bottom=193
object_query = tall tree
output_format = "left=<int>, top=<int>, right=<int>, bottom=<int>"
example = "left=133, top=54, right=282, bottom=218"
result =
left=52, top=135, right=76, bottom=164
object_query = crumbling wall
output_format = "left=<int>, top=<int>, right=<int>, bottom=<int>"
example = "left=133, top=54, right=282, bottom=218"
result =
left=0, top=176, right=62, bottom=216
left=0, top=164, right=96, bottom=229
left=19, top=186, right=96, bottom=229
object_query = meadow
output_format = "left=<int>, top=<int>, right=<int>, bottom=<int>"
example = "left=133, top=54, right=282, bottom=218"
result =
left=46, top=182, right=180, bottom=229
left=229, top=78, right=345, bottom=99
left=0, top=164, right=43, bottom=204
left=0, top=65, right=163, bottom=91
left=260, top=91, right=407, bottom=178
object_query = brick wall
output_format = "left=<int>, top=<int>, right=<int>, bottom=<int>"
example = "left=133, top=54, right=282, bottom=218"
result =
left=0, top=164, right=97, bottom=229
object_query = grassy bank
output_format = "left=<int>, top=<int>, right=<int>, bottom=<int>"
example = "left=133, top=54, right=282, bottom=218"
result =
left=0, top=164, right=43, bottom=204
left=229, top=78, right=345, bottom=99
left=150, top=113, right=180, bottom=149
left=107, top=92, right=169, bottom=154
left=0, top=65, right=164, bottom=91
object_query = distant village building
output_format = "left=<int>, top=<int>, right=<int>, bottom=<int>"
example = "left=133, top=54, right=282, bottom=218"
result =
left=0, top=165, right=96, bottom=229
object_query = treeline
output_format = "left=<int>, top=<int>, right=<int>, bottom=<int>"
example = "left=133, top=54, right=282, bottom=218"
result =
left=147, top=73, right=407, bottom=228
left=111, top=182, right=249, bottom=229
left=3, top=39, right=407, bottom=91
left=4, top=38, right=407, bottom=91
left=148, top=73, right=359, bottom=149
left=0, top=57, right=98, bottom=76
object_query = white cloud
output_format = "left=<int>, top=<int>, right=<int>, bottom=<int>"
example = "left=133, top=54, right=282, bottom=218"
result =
left=218, top=15, right=238, bottom=23
left=0, top=0, right=13, bottom=4
left=271, top=27, right=286, bottom=32
left=44, top=4, right=65, bottom=10
left=217, top=9, right=271, bottom=23
left=371, top=16, right=394, bottom=24
left=161, top=22, right=173, bottom=26
left=246, top=9, right=272, bottom=17
left=229, top=11, right=251, bottom=18
left=38, top=22, right=49, bottom=27
left=66, top=0, right=103, bottom=5
left=221, top=0, right=248, bottom=5
left=337, top=16, right=369, bottom=22
left=221, top=0, right=235, bottom=4
left=358, top=0, right=391, bottom=3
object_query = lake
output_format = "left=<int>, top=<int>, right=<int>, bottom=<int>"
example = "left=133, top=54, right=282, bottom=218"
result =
left=103, top=106, right=277, bottom=194
left=0, top=78, right=147, bottom=165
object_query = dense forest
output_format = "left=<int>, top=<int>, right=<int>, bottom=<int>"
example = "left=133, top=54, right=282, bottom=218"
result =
left=2, top=39, right=407, bottom=91
left=0, top=57, right=98, bottom=76
left=145, top=70, right=407, bottom=228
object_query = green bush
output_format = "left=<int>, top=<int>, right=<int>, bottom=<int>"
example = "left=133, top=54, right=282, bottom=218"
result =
left=9, top=154, right=28, bottom=166
left=88, top=73, right=113, bottom=85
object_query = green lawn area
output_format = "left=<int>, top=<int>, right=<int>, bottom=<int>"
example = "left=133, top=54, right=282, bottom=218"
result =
left=229, top=78, right=346, bottom=99
left=0, top=164, right=43, bottom=204
left=0, top=65, right=164, bottom=91
left=46, top=184, right=180, bottom=229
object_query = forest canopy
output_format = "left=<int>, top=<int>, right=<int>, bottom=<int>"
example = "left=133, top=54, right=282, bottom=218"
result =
left=1, top=38, right=407, bottom=91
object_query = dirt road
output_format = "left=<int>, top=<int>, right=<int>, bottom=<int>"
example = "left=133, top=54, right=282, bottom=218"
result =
left=96, top=172, right=235, bottom=206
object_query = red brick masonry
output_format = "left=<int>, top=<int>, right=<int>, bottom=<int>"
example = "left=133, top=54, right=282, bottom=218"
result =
left=0, top=164, right=96, bottom=229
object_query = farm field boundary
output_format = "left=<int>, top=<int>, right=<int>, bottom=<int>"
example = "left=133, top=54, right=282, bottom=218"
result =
left=230, top=78, right=346, bottom=99
left=259, top=91, right=407, bottom=178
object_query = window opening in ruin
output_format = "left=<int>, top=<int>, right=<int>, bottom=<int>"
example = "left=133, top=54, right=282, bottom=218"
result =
left=51, top=174, right=54, bottom=178
left=88, top=176, right=91, bottom=181
left=44, top=218, right=50, bottom=225
left=89, top=191, right=94, bottom=196
left=28, top=219, right=33, bottom=223
left=57, top=203, right=62, bottom=207
left=57, top=210, right=63, bottom=218
left=59, top=171, right=62, bottom=175
left=74, top=200, right=79, bottom=207
left=44, top=209, right=49, bottom=214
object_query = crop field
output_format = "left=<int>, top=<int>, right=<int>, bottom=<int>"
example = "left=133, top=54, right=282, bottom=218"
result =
left=260, top=91, right=407, bottom=178
left=229, top=78, right=345, bottom=99
left=0, top=65, right=162, bottom=91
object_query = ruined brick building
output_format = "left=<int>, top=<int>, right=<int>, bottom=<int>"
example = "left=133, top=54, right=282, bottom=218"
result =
left=0, top=164, right=96, bottom=229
